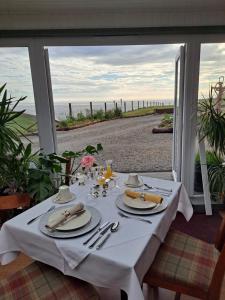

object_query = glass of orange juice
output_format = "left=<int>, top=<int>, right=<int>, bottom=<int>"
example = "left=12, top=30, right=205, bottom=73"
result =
left=104, top=160, right=113, bottom=179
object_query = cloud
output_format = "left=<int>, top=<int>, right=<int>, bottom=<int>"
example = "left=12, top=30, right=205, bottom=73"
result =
left=47, top=45, right=180, bottom=101
left=0, top=43, right=225, bottom=110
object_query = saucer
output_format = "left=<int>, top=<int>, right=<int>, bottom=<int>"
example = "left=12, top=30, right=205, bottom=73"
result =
left=124, top=181, right=144, bottom=188
left=53, top=192, right=76, bottom=204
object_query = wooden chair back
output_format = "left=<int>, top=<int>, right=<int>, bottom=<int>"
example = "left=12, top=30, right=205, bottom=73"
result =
left=215, top=215, right=225, bottom=251
left=208, top=215, right=225, bottom=300
left=0, top=194, right=30, bottom=210
left=0, top=194, right=30, bottom=226
left=208, top=242, right=225, bottom=300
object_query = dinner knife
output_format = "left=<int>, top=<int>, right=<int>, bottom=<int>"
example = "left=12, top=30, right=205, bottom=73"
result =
left=27, top=205, right=55, bottom=225
left=83, top=221, right=110, bottom=245
left=88, top=223, right=113, bottom=248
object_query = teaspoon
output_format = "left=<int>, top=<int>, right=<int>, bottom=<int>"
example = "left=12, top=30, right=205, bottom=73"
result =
left=96, top=222, right=119, bottom=249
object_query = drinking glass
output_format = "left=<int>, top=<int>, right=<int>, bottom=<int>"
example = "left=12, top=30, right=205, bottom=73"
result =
left=104, top=160, right=113, bottom=179
left=97, top=175, right=106, bottom=186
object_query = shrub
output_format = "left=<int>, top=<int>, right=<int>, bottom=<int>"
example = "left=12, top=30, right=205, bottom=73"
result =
left=114, top=107, right=122, bottom=118
left=195, top=151, right=222, bottom=166
left=93, top=109, right=105, bottom=120
left=58, top=120, right=69, bottom=128
left=105, top=110, right=114, bottom=120
left=159, top=114, right=173, bottom=128
left=77, top=112, right=86, bottom=121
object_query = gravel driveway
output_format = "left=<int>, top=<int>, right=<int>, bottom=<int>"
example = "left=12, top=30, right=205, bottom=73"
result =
left=28, top=115, right=172, bottom=172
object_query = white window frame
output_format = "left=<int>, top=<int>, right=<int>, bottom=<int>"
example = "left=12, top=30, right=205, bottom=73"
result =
left=0, top=33, right=225, bottom=198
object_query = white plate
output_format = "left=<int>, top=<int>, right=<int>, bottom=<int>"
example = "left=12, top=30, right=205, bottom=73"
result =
left=39, top=206, right=101, bottom=239
left=116, top=194, right=167, bottom=215
left=48, top=208, right=91, bottom=231
left=53, top=192, right=76, bottom=204
left=123, top=195, right=157, bottom=210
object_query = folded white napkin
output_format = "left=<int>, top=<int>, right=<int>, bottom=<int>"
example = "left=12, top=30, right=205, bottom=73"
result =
left=46, top=203, right=84, bottom=229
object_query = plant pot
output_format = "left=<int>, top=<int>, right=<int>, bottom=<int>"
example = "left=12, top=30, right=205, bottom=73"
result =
left=152, top=127, right=173, bottom=134
left=0, top=193, right=31, bottom=210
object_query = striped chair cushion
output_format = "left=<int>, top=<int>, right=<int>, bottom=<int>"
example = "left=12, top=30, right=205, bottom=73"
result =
left=144, top=230, right=219, bottom=292
left=0, top=262, right=99, bottom=300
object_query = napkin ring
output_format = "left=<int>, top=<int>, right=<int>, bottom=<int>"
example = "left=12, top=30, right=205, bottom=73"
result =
left=140, top=193, right=145, bottom=201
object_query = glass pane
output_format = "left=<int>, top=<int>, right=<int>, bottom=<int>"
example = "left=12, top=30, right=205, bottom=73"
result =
left=0, top=47, right=40, bottom=150
left=194, top=43, right=225, bottom=203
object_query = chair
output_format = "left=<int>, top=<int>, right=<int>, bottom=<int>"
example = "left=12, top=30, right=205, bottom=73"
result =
left=143, top=216, right=225, bottom=300
left=0, top=261, right=99, bottom=300
left=0, top=194, right=30, bottom=226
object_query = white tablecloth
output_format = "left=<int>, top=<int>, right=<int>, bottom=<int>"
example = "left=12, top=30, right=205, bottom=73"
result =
left=0, top=174, right=193, bottom=300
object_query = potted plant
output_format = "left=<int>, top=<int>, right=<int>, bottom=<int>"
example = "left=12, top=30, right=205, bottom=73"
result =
left=0, top=83, right=104, bottom=224
left=0, top=143, right=36, bottom=211
left=194, top=151, right=223, bottom=193
left=198, top=93, right=225, bottom=202
left=26, top=143, right=103, bottom=202
left=0, top=84, right=33, bottom=222
left=0, top=83, right=27, bottom=155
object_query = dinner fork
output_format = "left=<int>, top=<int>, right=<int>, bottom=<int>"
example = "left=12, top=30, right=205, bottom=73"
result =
left=27, top=205, right=55, bottom=225
left=144, top=183, right=172, bottom=193
left=118, top=211, right=152, bottom=224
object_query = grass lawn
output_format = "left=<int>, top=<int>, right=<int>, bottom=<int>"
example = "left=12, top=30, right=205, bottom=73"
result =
left=57, top=105, right=174, bottom=130
left=123, top=105, right=173, bottom=117
left=8, top=113, right=37, bottom=135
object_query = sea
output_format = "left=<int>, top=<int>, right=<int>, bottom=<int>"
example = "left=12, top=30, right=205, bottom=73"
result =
left=18, top=99, right=174, bottom=120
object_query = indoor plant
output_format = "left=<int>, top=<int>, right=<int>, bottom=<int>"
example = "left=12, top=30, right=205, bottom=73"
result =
left=0, top=83, right=27, bottom=156
left=0, top=83, right=103, bottom=223
left=194, top=150, right=223, bottom=193
left=198, top=93, right=225, bottom=202
left=27, top=144, right=103, bottom=203
left=0, top=84, right=33, bottom=220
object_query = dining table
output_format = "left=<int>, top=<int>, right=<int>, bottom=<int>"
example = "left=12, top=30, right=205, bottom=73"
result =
left=0, top=173, right=193, bottom=300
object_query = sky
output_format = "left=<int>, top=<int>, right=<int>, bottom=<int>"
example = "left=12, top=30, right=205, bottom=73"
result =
left=0, top=43, right=225, bottom=105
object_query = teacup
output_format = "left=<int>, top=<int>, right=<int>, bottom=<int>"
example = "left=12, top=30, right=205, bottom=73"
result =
left=125, top=173, right=142, bottom=186
left=56, top=185, right=74, bottom=203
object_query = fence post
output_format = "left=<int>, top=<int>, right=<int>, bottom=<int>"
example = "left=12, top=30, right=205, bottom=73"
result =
left=124, top=102, right=126, bottom=112
left=113, top=100, right=116, bottom=108
left=104, top=102, right=107, bottom=115
left=90, top=101, right=93, bottom=117
left=132, top=101, right=134, bottom=111
left=120, top=98, right=122, bottom=108
left=69, top=103, right=72, bottom=118
left=138, top=101, right=139, bottom=109
left=115, top=102, right=118, bottom=110
left=143, top=100, right=144, bottom=108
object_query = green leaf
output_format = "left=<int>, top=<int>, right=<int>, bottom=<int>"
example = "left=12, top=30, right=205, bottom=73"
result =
left=85, top=145, right=98, bottom=154
left=48, top=153, right=68, bottom=163
left=27, top=171, right=55, bottom=202
left=97, top=143, right=103, bottom=152
left=23, top=143, right=32, bottom=159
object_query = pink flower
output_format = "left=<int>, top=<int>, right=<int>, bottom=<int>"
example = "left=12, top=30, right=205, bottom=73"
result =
left=80, top=155, right=96, bottom=169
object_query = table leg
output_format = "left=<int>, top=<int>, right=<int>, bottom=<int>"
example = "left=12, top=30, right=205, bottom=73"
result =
left=121, top=290, right=128, bottom=300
